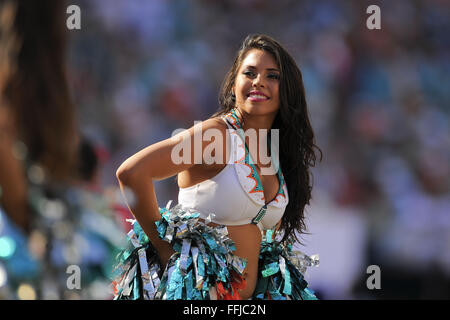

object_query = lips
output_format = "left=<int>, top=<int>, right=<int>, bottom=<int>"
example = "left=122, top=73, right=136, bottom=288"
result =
left=247, top=90, right=269, bottom=101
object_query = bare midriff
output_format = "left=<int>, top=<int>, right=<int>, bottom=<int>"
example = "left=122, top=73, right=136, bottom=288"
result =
left=198, top=218, right=262, bottom=300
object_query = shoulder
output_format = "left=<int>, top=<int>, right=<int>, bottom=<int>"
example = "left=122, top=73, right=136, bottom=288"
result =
left=198, top=116, right=227, bottom=132
left=168, top=116, right=231, bottom=165
left=185, top=116, right=229, bottom=143
left=197, top=117, right=230, bottom=165
left=173, top=116, right=227, bottom=137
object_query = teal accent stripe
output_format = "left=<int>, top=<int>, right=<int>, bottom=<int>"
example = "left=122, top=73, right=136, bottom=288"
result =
left=228, top=109, right=286, bottom=202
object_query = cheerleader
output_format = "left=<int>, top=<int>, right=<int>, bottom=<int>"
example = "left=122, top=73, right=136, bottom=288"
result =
left=114, top=34, right=322, bottom=300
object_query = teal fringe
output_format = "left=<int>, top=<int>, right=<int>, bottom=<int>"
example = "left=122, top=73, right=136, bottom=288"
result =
left=252, top=229, right=319, bottom=300
left=113, top=204, right=319, bottom=300
left=112, top=203, right=247, bottom=300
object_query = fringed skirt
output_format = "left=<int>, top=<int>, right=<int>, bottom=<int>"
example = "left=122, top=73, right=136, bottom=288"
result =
left=112, top=202, right=319, bottom=300
left=253, top=228, right=319, bottom=300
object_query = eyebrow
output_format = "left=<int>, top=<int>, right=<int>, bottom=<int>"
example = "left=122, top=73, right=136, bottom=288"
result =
left=244, top=65, right=280, bottom=72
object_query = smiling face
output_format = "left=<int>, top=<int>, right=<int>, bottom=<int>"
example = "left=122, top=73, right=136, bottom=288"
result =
left=233, top=49, right=281, bottom=117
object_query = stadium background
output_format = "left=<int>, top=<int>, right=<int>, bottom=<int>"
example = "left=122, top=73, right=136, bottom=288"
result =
left=44, top=0, right=448, bottom=299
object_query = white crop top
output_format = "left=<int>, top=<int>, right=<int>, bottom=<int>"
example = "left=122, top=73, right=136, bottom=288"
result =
left=178, top=110, right=289, bottom=231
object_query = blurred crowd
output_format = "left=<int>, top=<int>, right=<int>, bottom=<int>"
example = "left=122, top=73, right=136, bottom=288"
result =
left=1, top=0, right=449, bottom=299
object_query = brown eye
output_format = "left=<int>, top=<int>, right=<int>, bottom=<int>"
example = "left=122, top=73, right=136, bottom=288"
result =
left=268, top=73, right=280, bottom=80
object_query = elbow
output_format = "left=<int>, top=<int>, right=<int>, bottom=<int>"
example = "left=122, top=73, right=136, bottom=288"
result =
left=116, top=162, right=137, bottom=185
left=116, top=154, right=156, bottom=186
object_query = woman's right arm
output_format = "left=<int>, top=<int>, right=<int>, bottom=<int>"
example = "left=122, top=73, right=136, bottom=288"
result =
left=116, top=118, right=225, bottom=266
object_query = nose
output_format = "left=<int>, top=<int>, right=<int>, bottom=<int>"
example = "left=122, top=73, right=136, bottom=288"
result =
left=252, top=73, right=265, bottom=88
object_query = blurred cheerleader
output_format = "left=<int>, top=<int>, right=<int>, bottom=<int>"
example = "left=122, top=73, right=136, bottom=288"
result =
left=0, top=0, right=125, bottom=299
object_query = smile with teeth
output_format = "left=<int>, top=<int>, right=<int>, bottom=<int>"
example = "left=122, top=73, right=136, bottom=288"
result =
left=248, top=92, right=269, bottom=101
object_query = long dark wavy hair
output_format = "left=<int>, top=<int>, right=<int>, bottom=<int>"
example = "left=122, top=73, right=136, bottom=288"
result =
left=213, top=34, right=322, bottom=244
left=2, top=0, right=78, bottom=182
